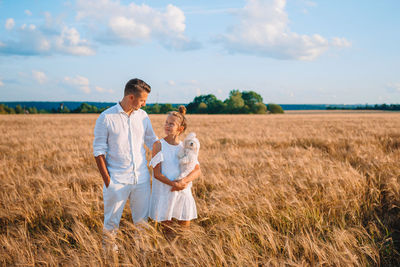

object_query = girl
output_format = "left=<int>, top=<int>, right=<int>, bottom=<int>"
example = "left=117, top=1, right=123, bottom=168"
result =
left=149, top=106, right=201, bottom=227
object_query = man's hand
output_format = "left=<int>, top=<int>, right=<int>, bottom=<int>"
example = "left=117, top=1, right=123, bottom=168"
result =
left=104, top=176, right=111, bottom=188
left=95, top=155, right=111, bottom=189
left=171, top=179, right=188, bottom=191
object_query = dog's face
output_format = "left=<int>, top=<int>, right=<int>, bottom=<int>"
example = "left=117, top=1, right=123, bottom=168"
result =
left=184, top=139, right=199, bottom=152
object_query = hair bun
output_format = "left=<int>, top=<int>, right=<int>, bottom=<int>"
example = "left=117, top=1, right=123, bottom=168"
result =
left=178, top=105, right=187, bottom=115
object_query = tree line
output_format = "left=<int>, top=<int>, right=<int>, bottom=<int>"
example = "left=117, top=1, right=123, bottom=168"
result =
left=0, top=103, right=109, bottom=114
left=327, top=104, right=400, bottom=111
left=1, top=90, right=284, bottom=114
left=0, top=104, right=44, bottom=114
left=143, top=90, right=283, bottom=114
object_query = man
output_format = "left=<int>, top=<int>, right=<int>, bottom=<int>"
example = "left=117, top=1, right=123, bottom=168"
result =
left=93, top=78, right=157, bottom=248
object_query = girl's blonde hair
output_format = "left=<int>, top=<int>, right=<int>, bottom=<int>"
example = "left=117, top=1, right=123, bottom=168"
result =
left=168, top=105, right=187, bottom=134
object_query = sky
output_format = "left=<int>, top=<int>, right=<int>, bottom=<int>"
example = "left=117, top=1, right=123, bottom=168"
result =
left=0, top=0, right=399, bottom=104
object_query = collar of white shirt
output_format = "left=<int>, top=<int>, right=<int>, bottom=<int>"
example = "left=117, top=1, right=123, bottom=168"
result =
left=117, top=102, right=139, bottom=116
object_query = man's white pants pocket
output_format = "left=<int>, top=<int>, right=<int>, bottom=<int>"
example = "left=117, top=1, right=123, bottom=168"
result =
left=103, top=180, right=150, bottom=231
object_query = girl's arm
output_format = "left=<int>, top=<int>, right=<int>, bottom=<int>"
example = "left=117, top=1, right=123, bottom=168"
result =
left=152, top=141, right=176, bottom=187
left=171, top=164, right=201, bottom=191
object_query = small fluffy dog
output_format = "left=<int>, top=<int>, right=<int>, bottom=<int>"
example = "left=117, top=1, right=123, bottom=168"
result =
left=177, top=132, right=200, bottom=179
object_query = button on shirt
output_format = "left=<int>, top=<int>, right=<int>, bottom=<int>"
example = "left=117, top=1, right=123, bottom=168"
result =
left=93, top=103, right=158, bottom=184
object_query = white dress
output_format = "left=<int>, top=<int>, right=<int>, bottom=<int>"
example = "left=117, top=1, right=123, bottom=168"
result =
left=149, top=139, right=197, bottom=222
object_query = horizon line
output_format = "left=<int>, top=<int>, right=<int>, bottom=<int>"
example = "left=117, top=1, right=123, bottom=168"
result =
left=1, top=101, right=400, bottom=106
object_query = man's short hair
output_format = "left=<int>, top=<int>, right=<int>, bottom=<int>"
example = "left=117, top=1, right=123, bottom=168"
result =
left=124, top=79, right=151, bottom=96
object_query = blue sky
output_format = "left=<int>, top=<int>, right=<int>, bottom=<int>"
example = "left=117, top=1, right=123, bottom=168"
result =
left=1, top=0, right=399, bottom=104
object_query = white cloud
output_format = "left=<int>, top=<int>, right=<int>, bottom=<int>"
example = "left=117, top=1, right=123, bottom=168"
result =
left=304, top=0, right=317, bottom=7
left=21, top=24, right=36, bottom=30
left=54, top=26, right=95, bottom=56
left=332, top=37, right=352, bottom=48
left=109, top=16, right=151, bottom=41
left=386, top=83, right=400, bottom=93
left=76, top=0, right=199, bottom=50
left=217, top=0, right=350, bottom=60
left=0, top=1, right=198, bottom=56
left=182, top=79, right=199, bottom=86
left=300, top=0, right=317, bottom=14
left=184, top=7, right=239, bottom=15
left=32, top=70, right=47, bottom=84
left=64, top=75, right=91, bottom=93
left=25, top=10, right=32, bottom=16
left=0, top=16, right=95, bottom=56
left=5, top=18, right=15, bottom=30
left=167, top=80, right=176, bottom=86
left=95, top=86, right=114, bottom=93
left=0, top=78, right=3, bottom=87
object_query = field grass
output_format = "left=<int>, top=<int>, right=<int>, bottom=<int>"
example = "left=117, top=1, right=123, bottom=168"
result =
left=1, top=113, right=400, bottom=266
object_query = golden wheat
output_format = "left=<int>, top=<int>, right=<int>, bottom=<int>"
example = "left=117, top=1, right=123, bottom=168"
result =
left=1, top=113, right=399, bottom=266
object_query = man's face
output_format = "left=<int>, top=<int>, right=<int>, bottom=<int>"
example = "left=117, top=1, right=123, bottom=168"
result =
left=130, top=91, right=148, bottom=110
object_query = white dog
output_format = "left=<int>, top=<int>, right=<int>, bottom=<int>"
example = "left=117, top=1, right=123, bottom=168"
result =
left=177, top=132, right=200, bottom=179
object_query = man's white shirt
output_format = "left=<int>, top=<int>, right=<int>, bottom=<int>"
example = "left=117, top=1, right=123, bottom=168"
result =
left=93, top=103, right=157, bottom=184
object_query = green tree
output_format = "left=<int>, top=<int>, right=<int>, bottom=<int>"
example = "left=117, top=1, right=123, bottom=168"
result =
left=251, top=103, right=267, bottom=114
left=242, top=91, right=264, bottom=113
left=79, top=103, right=90, bottom=113
left=7, top=107, right=16, bottom=114
left=207, top=99, right=226, bottom=114
left=242, top=91, right=263, bottom=105
left=28, top=107, right=38, bottom=114
left=267, top=103, right=284, bottom=114
left=198, top=102, right=208, bottom=113
left=225, top=90, right=245, bottom=113
left=62, top=106, right=70, bottom=113
left=151, top=104, right=160, bottom=114
left=187, top=94, right=225, bottom=114
left=15, top=105, right=24, bottom=114
left=73, top=103, right=99, bottom=113
left=141, top=105, right=151, bottom=113
left=0, top=104, right=6, bottom=114
left=160, top=103, right=174, bottom=114
left=143, top=104, right=161, bottom=114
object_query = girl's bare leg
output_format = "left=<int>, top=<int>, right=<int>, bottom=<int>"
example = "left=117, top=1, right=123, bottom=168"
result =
left=178, top=220, right=190, bottom=227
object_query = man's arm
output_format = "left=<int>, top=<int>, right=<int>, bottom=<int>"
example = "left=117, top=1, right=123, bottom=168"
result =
left=95, top=155, right=111, bottom=187
left=144, top=114, right=158, bottom=150
left=93, top=113, right=110, bottom=187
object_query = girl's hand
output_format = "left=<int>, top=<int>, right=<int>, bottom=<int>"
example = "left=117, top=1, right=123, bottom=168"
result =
left=171, top=179, right=188, bottom=191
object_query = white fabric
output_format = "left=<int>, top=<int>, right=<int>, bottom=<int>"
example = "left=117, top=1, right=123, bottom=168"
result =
left=103, top=179, right=151, bottom=230
left=149, top=152, right=164, bottom=168
left=150, top=139, right=197, bottom=222
left=93, top=103, right=158, bottom=184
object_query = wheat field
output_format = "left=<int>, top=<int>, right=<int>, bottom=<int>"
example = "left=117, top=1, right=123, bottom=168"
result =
left=1, top=113, right=400, bottom=266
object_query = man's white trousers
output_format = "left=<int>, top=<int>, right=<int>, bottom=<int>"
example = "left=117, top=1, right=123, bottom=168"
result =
left=103, top=179, right=150, bottom=231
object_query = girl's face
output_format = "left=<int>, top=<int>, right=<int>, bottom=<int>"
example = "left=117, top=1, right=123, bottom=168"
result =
left=164, top=114, right=182, bottom=136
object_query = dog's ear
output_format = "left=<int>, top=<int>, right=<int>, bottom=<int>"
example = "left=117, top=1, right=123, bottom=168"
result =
left=186, top=132, right=196, bottom=141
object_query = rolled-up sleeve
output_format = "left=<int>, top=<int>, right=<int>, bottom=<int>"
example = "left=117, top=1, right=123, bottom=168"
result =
left=93, top=113, right=109, bottom=157
left=144, top=114, right=158, bottom=150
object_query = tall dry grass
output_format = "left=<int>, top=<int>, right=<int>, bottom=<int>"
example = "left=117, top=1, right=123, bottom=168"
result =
left=0, top=113, right=399, bottom=266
